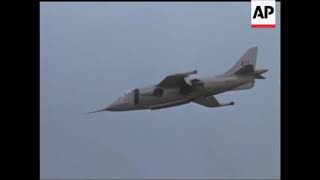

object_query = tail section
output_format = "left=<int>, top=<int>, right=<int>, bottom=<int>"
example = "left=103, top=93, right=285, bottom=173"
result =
left=224, top=46, right=258, bottom=75
left=232, top=81, right=255, bottom=90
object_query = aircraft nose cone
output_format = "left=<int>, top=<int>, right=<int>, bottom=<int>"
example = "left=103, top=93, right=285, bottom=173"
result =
left=105, top=106, right=112, bottom=111
left=105, top=99, right=128, bottom=111
left=88, top=99, right=126, bottom=113
left=105, top=102, right=118, bottom=111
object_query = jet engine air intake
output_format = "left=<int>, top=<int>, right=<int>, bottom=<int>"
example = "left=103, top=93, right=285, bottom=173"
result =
left=154, top=87, right=164, bottom=97
left=191, top=79, right=204, bottom=88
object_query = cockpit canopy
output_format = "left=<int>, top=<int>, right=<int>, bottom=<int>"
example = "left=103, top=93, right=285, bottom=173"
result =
left=139, top=86, right=163, bottom=97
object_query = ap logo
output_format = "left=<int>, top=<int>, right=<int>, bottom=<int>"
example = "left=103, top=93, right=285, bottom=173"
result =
left=251, top=0, right=276, bottom=28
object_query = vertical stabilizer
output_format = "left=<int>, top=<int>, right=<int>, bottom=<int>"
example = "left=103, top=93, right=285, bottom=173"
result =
left=224, top=46, right=258, bottom=75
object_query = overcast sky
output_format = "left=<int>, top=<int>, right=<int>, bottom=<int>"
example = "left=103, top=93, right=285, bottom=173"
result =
left=40, top=2, right=280, bottom=179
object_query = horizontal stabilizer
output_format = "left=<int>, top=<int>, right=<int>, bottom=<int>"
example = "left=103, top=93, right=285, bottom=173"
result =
left=255, top=74, right=266, bottom=79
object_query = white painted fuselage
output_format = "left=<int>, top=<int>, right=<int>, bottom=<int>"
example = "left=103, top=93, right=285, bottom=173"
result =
left=108, top=74, right=255, bottom=111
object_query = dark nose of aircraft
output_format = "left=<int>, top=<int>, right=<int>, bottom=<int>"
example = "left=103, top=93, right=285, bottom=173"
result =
left=87, top=100, right=123, bottom=113
left=105, top=99, right=126, bottom=111
left=105, top=103, right=117, bottom=111
left=89, top=94, right=131, bottom=113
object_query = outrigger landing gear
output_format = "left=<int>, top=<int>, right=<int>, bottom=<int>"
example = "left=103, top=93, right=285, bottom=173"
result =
left=220, top=101, right=235, bottom=106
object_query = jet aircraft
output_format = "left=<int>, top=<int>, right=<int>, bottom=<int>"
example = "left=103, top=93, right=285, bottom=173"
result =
left=89, top=46, right=267, bottom=112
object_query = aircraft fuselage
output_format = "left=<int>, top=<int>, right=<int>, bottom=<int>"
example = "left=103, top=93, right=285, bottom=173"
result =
left=107, top=74, right=255, bottom=111
left=89, top=46, right=268, bottom=113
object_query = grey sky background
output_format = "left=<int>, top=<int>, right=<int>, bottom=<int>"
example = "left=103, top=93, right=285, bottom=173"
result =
left=40, top=2, right=280, bottom=179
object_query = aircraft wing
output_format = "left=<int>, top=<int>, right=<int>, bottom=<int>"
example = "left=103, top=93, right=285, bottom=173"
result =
left=157, top=70, right=197, bottom=88
left=193, top=96, right=234, bottom=108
